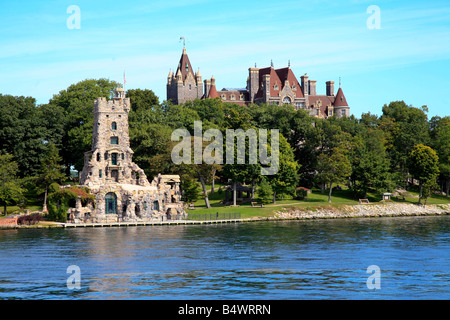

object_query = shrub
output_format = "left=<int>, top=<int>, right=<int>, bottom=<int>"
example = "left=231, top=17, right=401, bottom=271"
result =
left=295, top=187, right=309, bottom=200
left=18, top=213, right=43, bottom=225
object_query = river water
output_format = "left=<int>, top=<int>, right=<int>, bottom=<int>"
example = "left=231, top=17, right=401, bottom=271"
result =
left=0, top=216, right=448, bottom=299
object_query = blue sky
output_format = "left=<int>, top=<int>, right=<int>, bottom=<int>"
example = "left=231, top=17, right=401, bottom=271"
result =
left=0, top=0, right=449, bottom=118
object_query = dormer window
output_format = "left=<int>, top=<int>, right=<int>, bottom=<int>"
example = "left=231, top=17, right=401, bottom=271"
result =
left=274, top=84, right=279, bottom=90
left=292, top=85, right=297, bottom=91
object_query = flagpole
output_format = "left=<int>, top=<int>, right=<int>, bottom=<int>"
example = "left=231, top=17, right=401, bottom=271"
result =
left=123, top=70, right=127, bottom=92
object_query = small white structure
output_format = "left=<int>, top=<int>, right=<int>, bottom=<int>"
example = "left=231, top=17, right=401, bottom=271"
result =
left=382, top=193, right=392, bottom=201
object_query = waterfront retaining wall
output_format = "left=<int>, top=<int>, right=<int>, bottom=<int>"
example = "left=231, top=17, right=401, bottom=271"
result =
left=274, top=203, right=450, bottom=220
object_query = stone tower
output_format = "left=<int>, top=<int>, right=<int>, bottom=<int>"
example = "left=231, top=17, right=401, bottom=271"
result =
left=166, top=46, right=203, bottom=104
left=72, top=87, right=184, bottom=224
left=80, top=87, right=149, bottom=187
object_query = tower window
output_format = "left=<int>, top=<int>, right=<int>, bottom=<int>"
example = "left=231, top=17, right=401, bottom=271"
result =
left=110, top=137, right=119, bottom=145
left=99, top=169, right=103, bottom=178
left=97, top=153, right=101, bottom=161
left=111, top=122, right=117, bottom=130
left=111, top=153, right=118, bottom=165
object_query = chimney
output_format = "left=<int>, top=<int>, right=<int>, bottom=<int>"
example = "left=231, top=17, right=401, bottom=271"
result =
left=204, top=79, right=211, bottom=98
left=326, top=81, right=335, bottom=96
left=301, top=74, right=309, bottom=96
left=308, top=80, right=316, bottom=96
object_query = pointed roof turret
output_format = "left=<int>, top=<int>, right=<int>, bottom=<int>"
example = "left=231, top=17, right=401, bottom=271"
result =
left=334, top=87, right=348, bottom=107
left=174, top=46, right=195, bottom=82
left=208, top=76, right=218, bottom=98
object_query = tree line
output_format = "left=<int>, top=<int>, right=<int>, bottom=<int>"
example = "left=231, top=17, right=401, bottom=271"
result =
left=1, top=78, right=449, bottom=214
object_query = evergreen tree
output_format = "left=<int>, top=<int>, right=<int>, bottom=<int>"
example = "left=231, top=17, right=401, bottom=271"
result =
left=36, top=144, right=66, bottom=212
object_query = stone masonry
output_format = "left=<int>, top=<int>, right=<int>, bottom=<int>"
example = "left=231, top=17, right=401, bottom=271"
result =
left=69, top=88, right=184, bottom=223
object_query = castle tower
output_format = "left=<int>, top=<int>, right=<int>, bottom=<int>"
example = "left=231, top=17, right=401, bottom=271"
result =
left=167, top=46, right=203, bottom=104
left=80, top=87, right=150, bottom=187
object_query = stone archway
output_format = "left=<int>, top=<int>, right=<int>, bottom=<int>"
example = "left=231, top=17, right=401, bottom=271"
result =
left=105, top=192, right=117, bottom=214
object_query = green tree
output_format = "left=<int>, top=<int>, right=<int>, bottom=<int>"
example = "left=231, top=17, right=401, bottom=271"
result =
left=257, top=177, right=273, bottom=204
left=351, top=129, right=393, bottom=198
left=181, top=177, right=201, bottom=204
left=317, top=147, right=352, bottom=203
left=267, top=134, right=299, bottom=203
left=408, top=144, right=440, bottom=204
left=49, top=78, right=120, bottom=173
left=36, top=144, right=66, bottom=212
left=0, top=94, right=50, bottom=177
left=380, top=101, right=430, bottom=186
left=430, top=116, right=450, bottom=196
left=0, top=154, right=25, bottom=215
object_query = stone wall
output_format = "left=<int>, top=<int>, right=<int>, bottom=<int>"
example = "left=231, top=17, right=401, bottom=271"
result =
left=274, top=203, right=450, bottom=220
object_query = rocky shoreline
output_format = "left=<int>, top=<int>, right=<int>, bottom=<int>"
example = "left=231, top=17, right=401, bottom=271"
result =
left=273, top=203, right=450, bottom=220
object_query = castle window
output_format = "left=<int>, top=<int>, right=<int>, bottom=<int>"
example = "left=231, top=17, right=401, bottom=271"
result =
left=111, top=122, right=117, bottom=130
left=341, top=109, right=346, bottom=117
left=293, top=85, right=297, bottom=91
left=111, top=153, right=118, bottom=165
left=110, top=137, right=119, bottom=145
left=274, top=84, right=279, bottom=90
left=122, top=153, right=124, bottom=160
left=283, top=96, right=292, bottom=104
left=189, top=84, right=192, bottom=90
left=104, top=152, right=108, bottom=160
left=221, top=94, right=226, bottom=101
left=97, top=153, right=101, bottom=161
left=105, top=192, right=117, bottom=214
left=186, top=63, right=189, bottom=72
left=153, top=200, right=160, bottom=211
left=231, top=94, right=235, bottom=100
left=240, top=94, right=244, bottom=101
left=99, top=169, right=102, bottom=178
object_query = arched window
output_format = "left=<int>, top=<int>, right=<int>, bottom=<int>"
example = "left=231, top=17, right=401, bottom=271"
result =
left=111, top=122, right=117, bottom=130
left=105, top=192, right=117, bottom=214
left=283, top=96, right=292, bottom=104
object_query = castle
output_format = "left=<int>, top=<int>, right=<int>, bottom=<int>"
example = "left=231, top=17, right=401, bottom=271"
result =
left=167, top=46, right=350, bottom=118
left=68, top=87, right=184, bottom=223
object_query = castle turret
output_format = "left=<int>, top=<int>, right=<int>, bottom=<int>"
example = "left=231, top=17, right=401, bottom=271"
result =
left=167, top=46, right=203, bottom=104
left=80, top=87, right=149, bottom=187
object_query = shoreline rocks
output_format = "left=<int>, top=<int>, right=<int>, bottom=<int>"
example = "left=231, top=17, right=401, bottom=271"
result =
left=273, top=203, right=450, bottom=220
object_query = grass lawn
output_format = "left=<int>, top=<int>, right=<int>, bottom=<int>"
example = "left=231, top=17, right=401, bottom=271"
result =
left=186, top=186, right=450, bottom=219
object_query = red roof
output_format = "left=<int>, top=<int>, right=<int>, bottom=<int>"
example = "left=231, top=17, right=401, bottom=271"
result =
left=208, top=84, right=218, bottom=99
left=275, top=67, right=304, bottom=98
left=334, top=87, right=348, bottom=107
left=255, top=67, right=304, bottom=99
